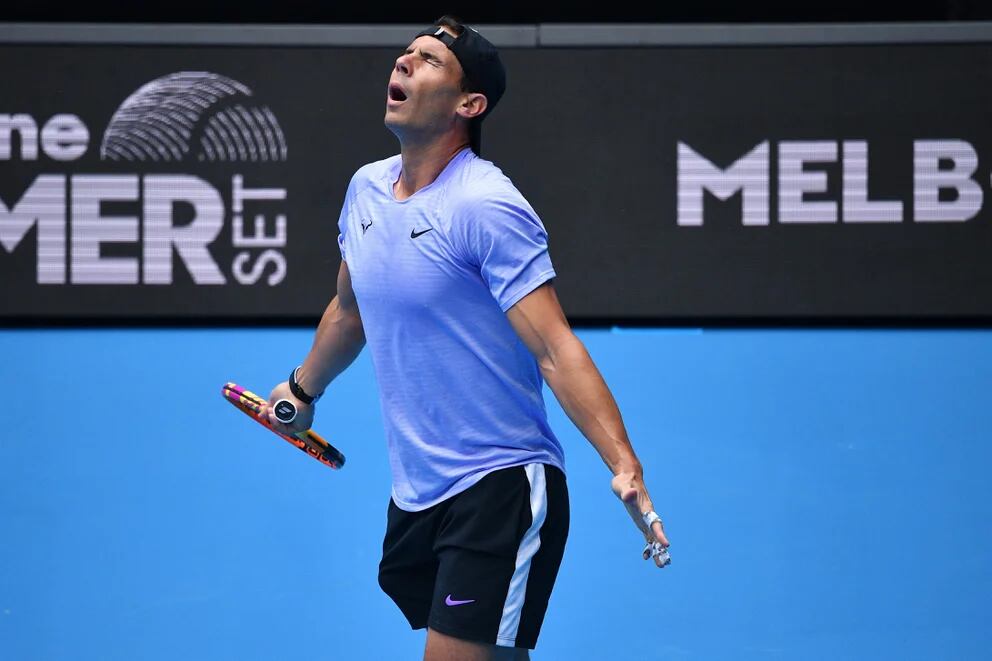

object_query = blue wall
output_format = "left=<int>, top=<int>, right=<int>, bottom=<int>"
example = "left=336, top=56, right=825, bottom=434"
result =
left=2, top=328, right=990, bottom=660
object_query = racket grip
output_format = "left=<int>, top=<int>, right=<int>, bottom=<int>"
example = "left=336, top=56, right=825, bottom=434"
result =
left=273, top=399, right=298, bottom=424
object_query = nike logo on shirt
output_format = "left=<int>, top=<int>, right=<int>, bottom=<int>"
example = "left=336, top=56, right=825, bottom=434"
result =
left=410, top=227, right=434, bottom=239
left=445, top=594, right=475, bottom=606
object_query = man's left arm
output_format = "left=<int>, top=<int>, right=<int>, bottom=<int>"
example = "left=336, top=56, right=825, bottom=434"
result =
left=506, top=281, right=671, bottom=567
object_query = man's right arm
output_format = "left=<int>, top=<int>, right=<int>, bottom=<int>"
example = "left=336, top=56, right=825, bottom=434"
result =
left=265, top=259, right=365, bottom=434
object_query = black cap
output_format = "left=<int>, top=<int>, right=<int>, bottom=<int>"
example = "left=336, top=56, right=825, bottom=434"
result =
left=415, top=20, right=506, bottom=156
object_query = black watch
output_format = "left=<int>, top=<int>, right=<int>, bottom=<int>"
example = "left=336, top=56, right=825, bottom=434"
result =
left=289, top=366, right=322, bottom=405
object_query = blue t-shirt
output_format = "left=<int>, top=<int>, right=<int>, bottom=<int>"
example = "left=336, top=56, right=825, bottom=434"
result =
left=337, top=147, right=566, bottom=511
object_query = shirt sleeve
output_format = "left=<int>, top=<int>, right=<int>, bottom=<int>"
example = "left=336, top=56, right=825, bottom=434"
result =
left=455, top=187, right=557, bottom=312
left=337, top=172, right=358, bottom=261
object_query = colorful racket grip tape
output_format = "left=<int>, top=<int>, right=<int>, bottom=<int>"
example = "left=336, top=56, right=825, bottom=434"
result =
left=221, top=382, right=345, bottom=469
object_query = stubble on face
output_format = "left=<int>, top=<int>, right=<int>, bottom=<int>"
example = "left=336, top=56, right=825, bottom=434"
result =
left=384, top=34, right=467, bottom=141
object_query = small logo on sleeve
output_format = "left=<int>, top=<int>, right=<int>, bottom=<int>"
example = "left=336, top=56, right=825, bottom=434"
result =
left=361, top=218, right=373, bottom=234
left=444, top=594, right=476, bottom=606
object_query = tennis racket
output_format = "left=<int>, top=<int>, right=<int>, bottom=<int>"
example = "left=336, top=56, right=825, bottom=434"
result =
left=221, top=382, right=345, bottom=470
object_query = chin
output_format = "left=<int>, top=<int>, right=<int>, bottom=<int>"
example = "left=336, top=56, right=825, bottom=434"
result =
left=383, top=117, right=402, bottom=141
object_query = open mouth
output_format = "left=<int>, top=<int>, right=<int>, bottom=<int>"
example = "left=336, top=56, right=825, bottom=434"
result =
left=388, top=83, right=408, bottom=102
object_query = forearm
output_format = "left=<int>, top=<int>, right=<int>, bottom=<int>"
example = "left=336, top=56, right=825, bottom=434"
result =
left=295, top=296, right=365, bottom=396
left=540, top=334, right=642, bottom=476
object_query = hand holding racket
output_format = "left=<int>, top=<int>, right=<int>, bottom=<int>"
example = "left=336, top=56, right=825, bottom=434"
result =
left=263, top=381, right=315, bottom=436
left=221, top=381, right=345, bottom=470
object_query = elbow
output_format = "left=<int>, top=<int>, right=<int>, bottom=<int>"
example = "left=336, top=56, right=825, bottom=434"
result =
left=331, top=297, right=365, bottom=343
left=536, top=330, right=581, bottom=378
left=344, top=309, right=365, bottom=343
left=332, top=294, right=362, bottom=324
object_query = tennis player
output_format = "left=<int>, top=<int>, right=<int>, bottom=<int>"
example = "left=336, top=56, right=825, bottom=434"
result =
left=264, top=16, right=670, bottom=660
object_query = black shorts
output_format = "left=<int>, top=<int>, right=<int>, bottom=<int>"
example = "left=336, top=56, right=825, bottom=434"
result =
left=378, top=463, right=569, bottom=650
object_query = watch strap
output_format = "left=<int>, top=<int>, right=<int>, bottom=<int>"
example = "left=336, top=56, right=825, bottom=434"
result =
left=289, top=366, right=322, bottom=404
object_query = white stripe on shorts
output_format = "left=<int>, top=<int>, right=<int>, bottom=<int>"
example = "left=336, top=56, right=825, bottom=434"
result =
left=496, top=463, right=548, bottom=647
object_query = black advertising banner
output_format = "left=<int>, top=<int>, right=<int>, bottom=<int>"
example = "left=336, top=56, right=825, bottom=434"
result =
left=2, top=43, right=992, bottom=324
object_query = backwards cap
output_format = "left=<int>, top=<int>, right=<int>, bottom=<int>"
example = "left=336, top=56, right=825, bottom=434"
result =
left=415, top=20, right=506, bottom=156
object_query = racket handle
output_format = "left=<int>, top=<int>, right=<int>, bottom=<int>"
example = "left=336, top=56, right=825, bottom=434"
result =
left=273, top=399, right=298, bottom=424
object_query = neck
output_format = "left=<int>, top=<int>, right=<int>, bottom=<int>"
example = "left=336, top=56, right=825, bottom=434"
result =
left=394, top=135, right=470, bottom=201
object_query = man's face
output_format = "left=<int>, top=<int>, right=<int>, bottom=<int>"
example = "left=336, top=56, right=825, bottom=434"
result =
left=385, top=31, right=469, bottom=141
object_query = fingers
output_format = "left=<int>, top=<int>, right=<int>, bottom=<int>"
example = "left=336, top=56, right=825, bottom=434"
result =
left=261, top=383, right=313, bottom=436
left=643, top=517, right=671, bottom=568
left=633, top=507, right=673, bottom=568
left=612, top=472, right=673, bottom=569
left=621, top=489, right=671, bottom=545
left=642, top=540, right=671, bottom=568
left=650, top=520, right=670, bottom=547
left=264, top=403, right=304, bottom=437
left=639, top=511, right=671, bottom=567
left=263, top=404, right=284, bottom=431
left=652, top=544, right=671, bottom=568
left=640, top=510, right=669, bottom=548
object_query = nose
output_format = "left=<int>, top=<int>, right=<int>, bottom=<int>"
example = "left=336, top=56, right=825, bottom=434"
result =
left=394, top=53, right=411, bottom=76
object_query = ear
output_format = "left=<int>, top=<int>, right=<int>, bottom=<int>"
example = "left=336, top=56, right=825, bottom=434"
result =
left=456, top=92, right=488, bottom=121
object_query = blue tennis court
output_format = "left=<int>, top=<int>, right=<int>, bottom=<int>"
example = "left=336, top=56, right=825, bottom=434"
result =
left=2, top=327, right=990, bottom=659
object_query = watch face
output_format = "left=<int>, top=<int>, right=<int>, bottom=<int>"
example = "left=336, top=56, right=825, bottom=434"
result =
left=274, top=399, right=297, bottom=423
